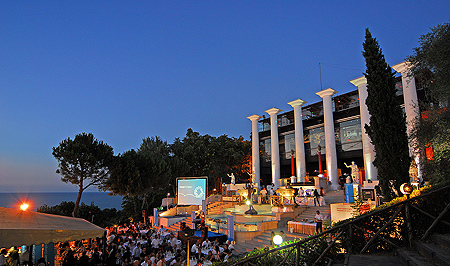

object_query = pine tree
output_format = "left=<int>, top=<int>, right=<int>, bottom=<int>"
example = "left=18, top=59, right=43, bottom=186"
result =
left=362, top=28, right=411, bottom=200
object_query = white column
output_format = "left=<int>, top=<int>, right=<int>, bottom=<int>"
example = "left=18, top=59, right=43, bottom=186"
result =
left=316, top=88, right=339, bottom=190
left=350, top=76, right=378, bottom=181
left=392, top=62, right=421, bottom=180
left=265, top=108, right=282, bottom=190
left=247, top=115, right=262, bottom=193
left=287, top=99, right=307, bottom=179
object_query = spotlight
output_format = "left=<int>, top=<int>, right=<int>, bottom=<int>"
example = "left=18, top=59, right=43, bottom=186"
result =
left=246, top=200, right=251, bottom=206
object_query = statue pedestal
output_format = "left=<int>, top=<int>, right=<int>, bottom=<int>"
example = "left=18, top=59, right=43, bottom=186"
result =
left=314, top=175, right=327, bottom=189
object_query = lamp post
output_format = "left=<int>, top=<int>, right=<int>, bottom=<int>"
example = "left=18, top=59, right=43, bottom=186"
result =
left=400, top=182, right=414, bottom=247
left=273, top=234, right=283, bottom=246
left=167, top=193, right=170, bottom=210
left=400, top=183, right=413, bottom=199
left=318, top=145, right=323, bottom=174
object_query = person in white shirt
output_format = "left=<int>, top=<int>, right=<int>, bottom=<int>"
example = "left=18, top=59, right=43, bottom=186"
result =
left=158, top=225, right=166, bottom=234
left=298, top=187, right=304, bottom=197
left=132, top=243, right=141, bottom=260
left=151, top=236, right=160, bottom=249
left=140, top=256, right=150, bottom=266
left=314, top=210, right=324, bottom=234
left=202, top=239, right=211, bottom=248
left=170, top=235, right=178, bottom=247
left=191, top=240, right=200, bottom=254
left=226, top=240, right=234, bottom=251
left=149, top=253, right=157, bottom=264
left=260, top=188, right=268, bottom=203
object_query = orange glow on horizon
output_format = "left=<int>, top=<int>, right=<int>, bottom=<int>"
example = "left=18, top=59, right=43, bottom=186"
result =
left=20, top=203, right=29, bottom=211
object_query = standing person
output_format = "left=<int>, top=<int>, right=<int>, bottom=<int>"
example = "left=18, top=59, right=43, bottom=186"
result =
left=0, top=249, right=7, bottom=266
left=260, top=187, right=267, bottom=203
left=339, top=174, right=346, bottom=189
left=313, top=189, right=320, bottom=206
left=132, top=243, right=142, bottom=261
left=314, top=211, right=324, bottom=234
left=8, top=247, right=19, bottom=266
left=20, top=246, right=31, bottom=266
left=298, top=187, right=304, bottom=197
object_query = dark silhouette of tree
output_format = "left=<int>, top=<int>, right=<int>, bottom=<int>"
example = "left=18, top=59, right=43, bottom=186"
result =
left=171, top=128, right=251, bottom=193
left=408, top=21, right=450, bottom=184
left=362, top=29, right=411, bottom=200
left=52, top=133, right=114, bottom=217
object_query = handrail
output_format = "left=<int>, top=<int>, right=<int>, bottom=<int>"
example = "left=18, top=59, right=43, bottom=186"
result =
left=226, top=184, right=450, bottom=266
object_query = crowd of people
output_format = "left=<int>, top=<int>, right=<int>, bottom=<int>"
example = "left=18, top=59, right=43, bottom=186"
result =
left=0, top=246, right=31, bottom=266
left=56, top=221, right=235, bottom=266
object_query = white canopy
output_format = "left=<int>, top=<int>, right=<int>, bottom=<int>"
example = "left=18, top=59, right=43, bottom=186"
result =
left=0, top=207, right=105, bottom=247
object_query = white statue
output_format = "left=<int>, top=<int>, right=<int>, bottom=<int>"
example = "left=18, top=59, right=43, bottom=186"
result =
left=344, top=161, right=359, bottom=184
left=248, top=171, right=256, bottom=183
left=227, top=173, right=236, bottom=185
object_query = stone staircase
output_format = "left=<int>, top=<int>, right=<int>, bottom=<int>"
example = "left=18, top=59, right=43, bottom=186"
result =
left=397, top=234, right=450, bottom=266
left=233, top=228, right=307, bottom=254
left=332, top=234, right=450, bottom=265
left=207, top=201, right=234, bottom=215
left=167, top=216, right=192, bottom=233
left=295, top=205, right=331, bottom=223
left=232, top=191, right=343, bottom=255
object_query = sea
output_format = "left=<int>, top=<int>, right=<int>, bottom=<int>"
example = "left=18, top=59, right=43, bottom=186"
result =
left=0, top=192, right=123, bottom=211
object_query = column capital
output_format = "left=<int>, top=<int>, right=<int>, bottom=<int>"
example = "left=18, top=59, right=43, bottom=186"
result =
left=392, top=61, right=413, bottom=74
left=316, top=88, right=338, bottom=98
left=265, top=107, right=282, bottom=116
left=287, top=99, right=307, bottom=108
left=247, top=114, right=262, bottom=121
left=350, top=76, right=367, bottom=87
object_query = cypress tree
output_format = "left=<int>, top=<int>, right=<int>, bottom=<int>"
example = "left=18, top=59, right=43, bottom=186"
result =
left=362, top=28, right=411, bottom=200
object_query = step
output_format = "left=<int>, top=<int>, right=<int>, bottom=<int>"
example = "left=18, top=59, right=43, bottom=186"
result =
left=432, top=234, right=450, bottom=252
left=415, top=242, right=450, bottom=266
left=397, top=248, right=435, bottom=266
left=346, top=254, right=402, bottom=266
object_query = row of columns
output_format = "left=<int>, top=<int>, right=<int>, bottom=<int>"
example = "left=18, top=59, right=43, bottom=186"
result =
left=248, top=62, right=420, bottom=192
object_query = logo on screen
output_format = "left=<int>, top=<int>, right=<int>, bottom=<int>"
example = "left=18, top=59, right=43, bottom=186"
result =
left=193, top=186, right=205, bottom=198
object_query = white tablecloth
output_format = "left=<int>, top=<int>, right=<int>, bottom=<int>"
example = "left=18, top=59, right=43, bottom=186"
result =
left=201, top=247, right=224, bottom=255
left=295, top=196, right=326, bottom=206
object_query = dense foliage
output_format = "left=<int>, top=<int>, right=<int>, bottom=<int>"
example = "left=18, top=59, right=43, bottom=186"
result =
left=37, top=201, right=122, bottom=228
left=54, top=129, right=251, bottom=220
left=408, top=21, right=450, bottom=104
left=171, top=128, right=252, bottom=193
left=52, top=133, right=114, bottom=217
left=362, top=29, right=411, bottom=200
left=407, top=21, right=450, bottom=184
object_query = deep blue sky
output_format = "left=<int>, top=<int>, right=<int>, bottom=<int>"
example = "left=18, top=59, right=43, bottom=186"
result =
left=1, top=1, right=448, bottom=192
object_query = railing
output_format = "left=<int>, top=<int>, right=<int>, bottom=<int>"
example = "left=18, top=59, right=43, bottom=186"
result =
left=270, top=195, right=295, bottom=206
left=225, top=184, right=450, bottom=266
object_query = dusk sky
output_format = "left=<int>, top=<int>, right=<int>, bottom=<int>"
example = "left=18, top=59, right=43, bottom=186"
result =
left=1, top=1, right=449, bottom=192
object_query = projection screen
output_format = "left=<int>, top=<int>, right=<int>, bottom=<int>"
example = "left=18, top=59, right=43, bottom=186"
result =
left=177, top=177, right=207, bottom=206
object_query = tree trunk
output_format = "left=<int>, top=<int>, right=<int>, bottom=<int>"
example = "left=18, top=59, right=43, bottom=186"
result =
left=73, top=179, right=84, bottom=217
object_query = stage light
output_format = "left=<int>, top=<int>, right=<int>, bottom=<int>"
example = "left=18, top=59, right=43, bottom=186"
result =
left=273, top=234, right=283, bottom=245
left=246, top=200, right=251, bottom=206
left=20, top=203, right=29, bottom=211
